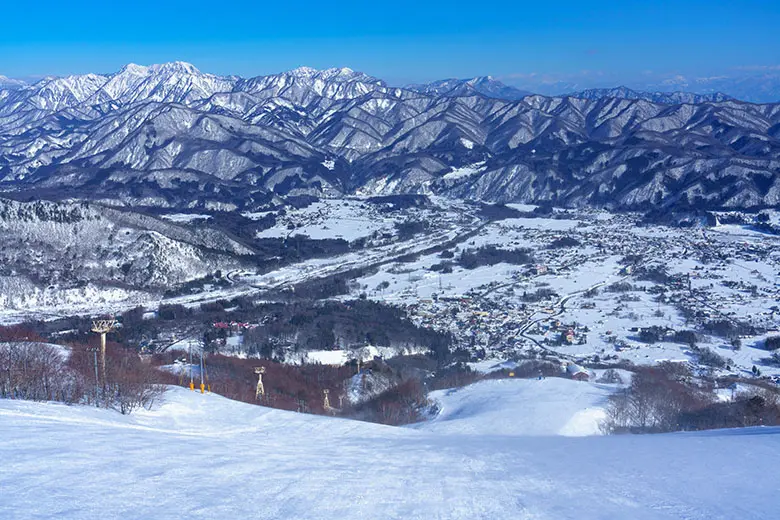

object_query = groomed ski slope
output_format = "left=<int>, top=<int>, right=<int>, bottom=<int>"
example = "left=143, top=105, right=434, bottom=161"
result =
left=1, top=380, right=779, bottom=520
left=418, top=378, right=610, bottom=436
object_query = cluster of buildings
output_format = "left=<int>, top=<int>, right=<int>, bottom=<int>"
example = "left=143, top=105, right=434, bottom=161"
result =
left=385, top=209, right=779, bottom=373
left=409, top=294, right=533, bottom=355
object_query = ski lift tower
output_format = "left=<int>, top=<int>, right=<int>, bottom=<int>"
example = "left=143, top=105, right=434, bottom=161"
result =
left=323, top=389, right=332, bottom=412
left=91, top=318, right=117, bottom=386
left=254, top=366, right=266, bottom=400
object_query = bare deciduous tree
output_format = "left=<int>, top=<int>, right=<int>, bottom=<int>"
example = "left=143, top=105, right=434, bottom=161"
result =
left=105, top=350, right=166, bottom=415
left=0, top=342, right=81, bottom=402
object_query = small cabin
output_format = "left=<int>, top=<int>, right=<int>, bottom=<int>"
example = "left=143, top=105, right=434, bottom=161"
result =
left=565, top=362, right=590, bottom=381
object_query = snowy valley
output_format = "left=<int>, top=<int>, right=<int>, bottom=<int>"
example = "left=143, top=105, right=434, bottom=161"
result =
left=2, top=61, right=780, bottom=520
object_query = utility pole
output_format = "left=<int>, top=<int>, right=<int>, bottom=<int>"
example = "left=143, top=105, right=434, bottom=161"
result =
left=199, top=349, right=205, bottom=394
left=87, top=346, right=100, bottom=405
left=188, top=341, right=194, bottom=391
left=91, top=319, right=117, bottom=387
left=254, top=366, right=266, bottom=400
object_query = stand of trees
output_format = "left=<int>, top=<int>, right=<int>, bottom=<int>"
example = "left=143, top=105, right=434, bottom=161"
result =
left=66, top=342, right=169, bottom=414
left=0, top=325, right=167, bottom=415
left=602, top=363, right=712, bottom=433
left=238, top=300, right=453, bottom=362
left=199, top=355, right=354, bottom=414
left=458, top=246, right=534, bottom=270
left=679, top=391, right=780, bottom=430
left=601, top=363, right=780, bottom=433
left=548, top=236, right=581, bottom=249
left=0, top=342, right=74, bottom=402
left=348, top=379, right=429, bottom=425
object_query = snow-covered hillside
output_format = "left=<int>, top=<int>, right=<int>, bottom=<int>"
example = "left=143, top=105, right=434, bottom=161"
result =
left=1, top=384, right=778, bottom=519
left=419, top=378, right=611, bottom=436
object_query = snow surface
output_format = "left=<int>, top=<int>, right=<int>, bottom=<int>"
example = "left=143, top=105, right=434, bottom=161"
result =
left=255, top=199, right=393, bottom=241
left=159, top=213, right=212, bottom=223
left=2, top=384, right=780, bottom=519
left=419, top=378, right=610, bottom=436
left=442, top=161, right=485, bottom=180
left=288, top=345, right=428, bottom=365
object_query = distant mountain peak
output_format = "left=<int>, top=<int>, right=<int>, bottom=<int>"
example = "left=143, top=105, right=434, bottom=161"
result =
left=119, top=63, right=149, bottom=75
left=329, top=66, right=355, bottom=75
left=119, top=61, right=203, bottom=76
left=467, top=76, right=496, bottom=84
left=289, top=66, right=318, bottom=77
left=407, top=76, right=531, bottom=100
left=0, top=75, right=27, bottom=89
left=287, top=66, right=378, bottom=84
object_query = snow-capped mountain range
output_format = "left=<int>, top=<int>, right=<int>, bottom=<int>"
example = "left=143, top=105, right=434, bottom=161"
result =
left=645, top=73, right=780, bottom=105
left=1, top=62, right=779, bottom=210
left=502, top=72, right=780, bottom=104
left=567, top=87, right=734, bottom=105
left=407, top=76, right=532, bottom=100
left=0, top=75, right=26, bottom=90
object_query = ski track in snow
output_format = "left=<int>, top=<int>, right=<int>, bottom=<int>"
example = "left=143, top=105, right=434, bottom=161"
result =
left=1, top=382, right=779, bottom=519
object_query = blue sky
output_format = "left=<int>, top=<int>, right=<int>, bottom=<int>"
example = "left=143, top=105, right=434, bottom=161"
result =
left=1, top=0, right=778, bottom=85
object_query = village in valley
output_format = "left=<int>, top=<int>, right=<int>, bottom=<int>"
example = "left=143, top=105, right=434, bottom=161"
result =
left=135, top=197, right=780, bottom=386
left=318, top=200, right=780, bottom=381
left=2, top=194, right=780, bottom=387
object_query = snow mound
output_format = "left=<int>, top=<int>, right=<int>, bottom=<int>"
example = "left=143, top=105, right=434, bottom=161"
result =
left=419, top=377, right=610, bottom=436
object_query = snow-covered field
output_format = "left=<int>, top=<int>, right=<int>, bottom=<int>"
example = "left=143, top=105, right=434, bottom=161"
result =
left=255, top=199, right=395, bottom=241
left=159, top=213, right=212, bottom=223
left=419, top=377, right=611, bottom=436
left=2, top=382, right=779, bottom=519
left=283, top=344, right=428, bottom=366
